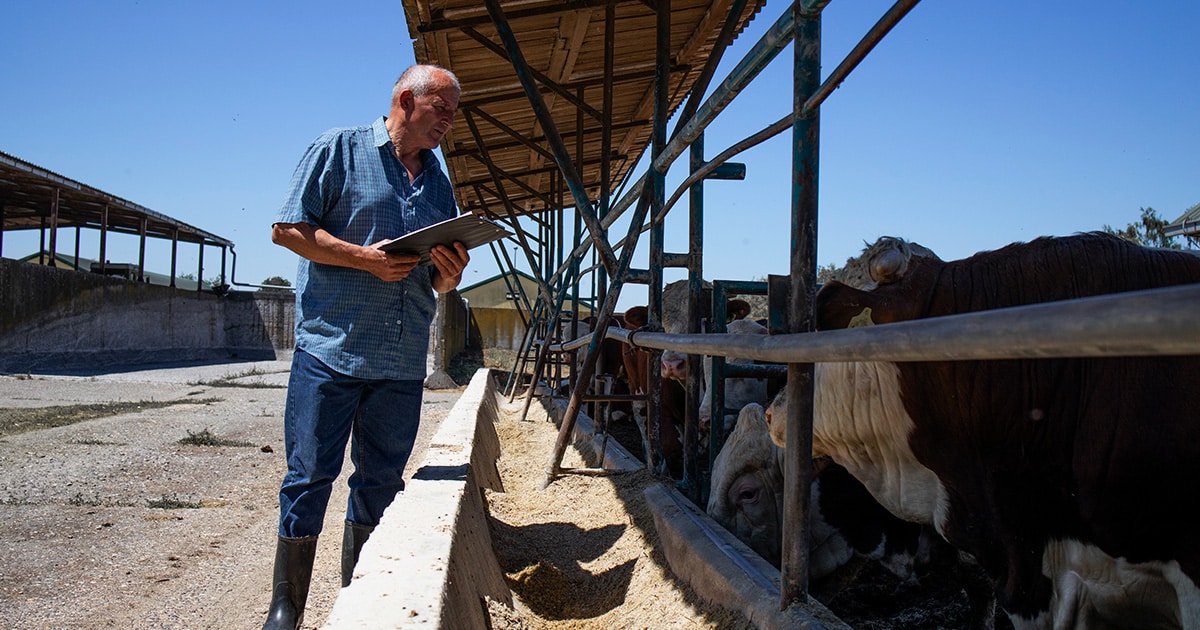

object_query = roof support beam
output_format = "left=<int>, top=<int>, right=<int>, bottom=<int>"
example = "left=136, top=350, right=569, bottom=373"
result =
left=462, top=106, right=557, bottom=164
left=483, top=0, right=621, bottom=278
left=445, top=118, right=645, bottom=158
left=138, top=217, right=148, bottom=282
left=170, top=228, right=178, bottom=288
left=196, top=241, right=205, bottom=292
left=673, top=0, right=749, bottom=136
left=457, top=65, right=690, bottom=110
left=99, top=203, right=109, bottom=275
left=49, top=187, right=60, bottom=266
left=420, top=0, right=636, bottom=34
left=459, top=26, right=604, bottom=123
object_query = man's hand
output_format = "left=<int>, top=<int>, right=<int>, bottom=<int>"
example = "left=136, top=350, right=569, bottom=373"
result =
left=365, top=241, right=422, bottom=282
left=430, top=242, right=470, bottom=293
left=274, top=223, right=423, bottom=281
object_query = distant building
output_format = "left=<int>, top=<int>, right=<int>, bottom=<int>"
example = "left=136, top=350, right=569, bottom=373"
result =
left=1, top=150, right=234, bottom=291
left=459, top=270, right=592, bottom=350
left=1165, top=202, right=1200, bottom=242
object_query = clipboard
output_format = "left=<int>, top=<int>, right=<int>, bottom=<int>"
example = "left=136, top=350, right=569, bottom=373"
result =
left=378, top=213, right=513, bottom=265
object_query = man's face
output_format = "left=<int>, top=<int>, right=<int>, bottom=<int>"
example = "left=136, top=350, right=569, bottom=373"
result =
left=406, top=80, right=459, bottom=150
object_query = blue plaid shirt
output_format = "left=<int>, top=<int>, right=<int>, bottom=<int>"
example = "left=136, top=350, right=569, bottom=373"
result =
left=275, top=116, right=457, bottom=380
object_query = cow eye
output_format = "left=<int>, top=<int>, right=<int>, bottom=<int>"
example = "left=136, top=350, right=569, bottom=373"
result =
left=736, top=487, right=759, bottom=504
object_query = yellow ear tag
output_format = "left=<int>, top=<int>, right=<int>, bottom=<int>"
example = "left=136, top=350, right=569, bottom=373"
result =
left=848, top=307, right=875, bottom=328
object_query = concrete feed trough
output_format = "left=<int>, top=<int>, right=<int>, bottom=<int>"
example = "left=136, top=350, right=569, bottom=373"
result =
left=321, top=369, right=841, bottom=629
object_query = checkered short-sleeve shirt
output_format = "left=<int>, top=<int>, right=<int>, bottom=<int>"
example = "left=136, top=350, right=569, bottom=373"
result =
left=274, top=116, right=457, bottom=380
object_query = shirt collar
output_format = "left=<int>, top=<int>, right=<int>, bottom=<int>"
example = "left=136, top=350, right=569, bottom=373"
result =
left=374, top=116, right=442, bottom=175
left=372, top=115, right=392, bottom=149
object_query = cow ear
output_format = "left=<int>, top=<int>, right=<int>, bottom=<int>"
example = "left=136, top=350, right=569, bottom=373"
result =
left=815, top=281, right=886, bottom=330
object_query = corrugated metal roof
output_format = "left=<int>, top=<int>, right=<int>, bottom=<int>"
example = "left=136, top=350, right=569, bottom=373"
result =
left=1165, top=201, right=1200, bottom=239
left=402, top=0, right=765, bottom=217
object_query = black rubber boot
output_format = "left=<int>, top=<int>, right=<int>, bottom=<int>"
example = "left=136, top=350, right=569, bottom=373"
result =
left=262, top=535, right=317, bottom=630
left=340, top=521, right=375, bottom=587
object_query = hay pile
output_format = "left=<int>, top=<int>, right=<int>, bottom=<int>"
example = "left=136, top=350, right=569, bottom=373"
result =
left=485, top=395, right=754, bottom=629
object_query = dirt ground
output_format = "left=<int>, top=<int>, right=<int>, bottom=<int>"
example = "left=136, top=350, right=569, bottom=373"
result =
left=0, top=360, right=461, bottom=630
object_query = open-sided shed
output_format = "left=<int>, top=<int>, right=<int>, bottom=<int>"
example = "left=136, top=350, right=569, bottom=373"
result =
left=0, top=150, right=235, bottom=289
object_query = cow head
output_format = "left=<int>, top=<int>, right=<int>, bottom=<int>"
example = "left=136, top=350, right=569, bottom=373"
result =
left=834, top=236, right=941, bottom=291
left=815, top=236, right=943, bottom=332
left=707, top=403, right=785, bottom=567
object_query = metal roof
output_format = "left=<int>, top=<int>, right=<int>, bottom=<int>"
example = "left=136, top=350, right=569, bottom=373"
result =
left=0, top=150, right=233, bottom=248
left=1166, top=201, right=1200, bottom=240
left=402, top=0, right=765, bottom=218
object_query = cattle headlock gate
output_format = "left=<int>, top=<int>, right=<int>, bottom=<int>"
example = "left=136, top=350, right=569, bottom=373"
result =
left=402, top=0, right=1200, bottom=611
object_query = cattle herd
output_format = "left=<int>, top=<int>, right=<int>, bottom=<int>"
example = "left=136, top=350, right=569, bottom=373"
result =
left=555, top=231, right=1200, bottom=629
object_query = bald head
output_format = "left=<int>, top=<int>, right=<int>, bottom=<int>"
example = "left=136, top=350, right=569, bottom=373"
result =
left=392, top=64, right=460, bottom=103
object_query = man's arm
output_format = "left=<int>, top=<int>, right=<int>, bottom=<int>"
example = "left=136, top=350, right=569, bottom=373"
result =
left=429, top=242, right=470, bottom=294
left=271, top=222, right=420, bottom=282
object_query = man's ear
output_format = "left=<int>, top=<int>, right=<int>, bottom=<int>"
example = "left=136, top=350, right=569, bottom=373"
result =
left=397, top=89, right=415, bottom=111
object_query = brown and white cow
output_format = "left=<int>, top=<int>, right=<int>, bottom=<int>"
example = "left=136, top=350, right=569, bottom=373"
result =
left=768, top=232, right=1200, bottom=629
left=708, top=403, right=928, bottom=586
left=704, top=402, right=1016, bottom=623
left=654, top=280, right=770, bottom=436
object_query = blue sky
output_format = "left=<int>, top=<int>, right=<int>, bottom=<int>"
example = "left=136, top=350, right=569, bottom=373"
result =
left=3, top=1, right=1197, bottom=310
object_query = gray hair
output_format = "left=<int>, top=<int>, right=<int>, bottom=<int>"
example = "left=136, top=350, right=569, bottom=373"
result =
left=392, top=64, right=460, bottom=100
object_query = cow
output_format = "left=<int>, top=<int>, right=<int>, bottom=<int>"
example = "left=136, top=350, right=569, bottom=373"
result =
left=708, top=403, right=928, bottom=593
left=727, top=298, right=753, bottom=322
left=622, top=282, right=770, bottom=475
left=618, top=304, right=686, bottom=476
left=654, top=280, right=771, bottom=438
left=765, top=232, right=1200, bottom=629
left=710, top=401, right=1004, bottom=627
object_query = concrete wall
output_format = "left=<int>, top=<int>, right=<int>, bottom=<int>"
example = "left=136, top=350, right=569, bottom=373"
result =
left=322, top=369, right=510, bottom=629
left=0, top=258, right=293, bottom=373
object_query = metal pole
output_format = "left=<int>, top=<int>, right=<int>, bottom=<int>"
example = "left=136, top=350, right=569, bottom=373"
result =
left=99, top=203, right=109, bottom=274
left=139, top=217, right=148, bottom=282
left=170, top=227, right=178, bottom=288
left=644, top=0, right=672, bottom=477
left=542, top=186, right=655, bottom=488
left=683, top=133, right=706, bottom=499
left=592, top=284, right=1200, bottom=364
left=197, top=241, right=205, bottom=292
left=782, top=0, right=821, bottom=609
left=48, top=188, right=59, bottom=264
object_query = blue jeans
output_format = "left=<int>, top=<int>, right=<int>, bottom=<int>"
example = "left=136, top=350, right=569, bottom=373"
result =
left=277, top=349, right=424, bottom=538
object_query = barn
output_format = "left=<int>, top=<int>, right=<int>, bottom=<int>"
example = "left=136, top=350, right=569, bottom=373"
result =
left=459, top=270, right=593, bottom=351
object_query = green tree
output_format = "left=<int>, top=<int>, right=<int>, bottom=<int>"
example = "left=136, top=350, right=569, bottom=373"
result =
left=1103, top=207, right=1182, bottom=249
left=259, top=276, right=292, bottom=292
left=816, top=262, right=841, bottom=285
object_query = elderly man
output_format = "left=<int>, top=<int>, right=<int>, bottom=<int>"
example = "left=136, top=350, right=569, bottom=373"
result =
left=263, top=64, right=470, bottom=630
